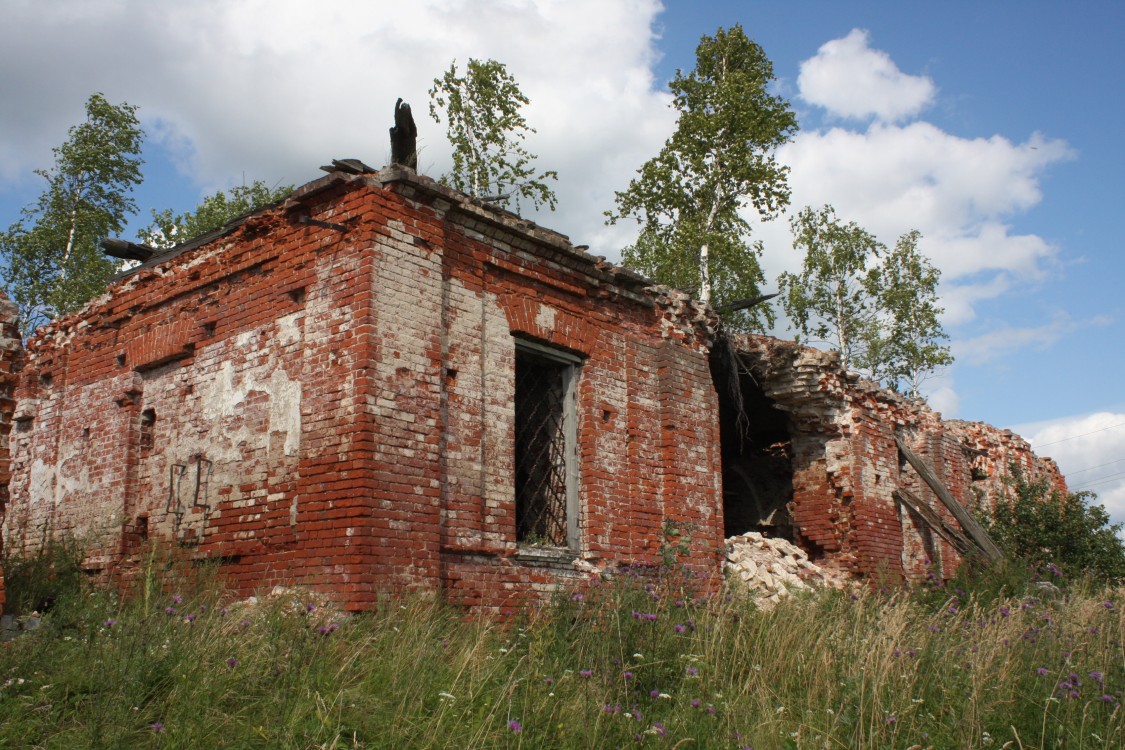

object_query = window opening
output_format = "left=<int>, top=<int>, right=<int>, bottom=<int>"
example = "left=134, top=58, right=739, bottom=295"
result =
left=514, top=339, right=579, bottom=548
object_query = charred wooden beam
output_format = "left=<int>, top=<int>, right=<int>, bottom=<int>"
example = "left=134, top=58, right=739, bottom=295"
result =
left=102, top=238, right=156, bottom=262
left=715, top=292, right=778, bottom=314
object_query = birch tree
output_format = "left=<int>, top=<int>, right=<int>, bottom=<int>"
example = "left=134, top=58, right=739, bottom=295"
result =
left=0, top=93, right=143, bottom=332
left=777, top=205, right=883, bottom=371
left=429, top=58, right=557, bottom=213
left=864, top=229, right=953, bottom=395
left=606, top=25, right=797, bottom=327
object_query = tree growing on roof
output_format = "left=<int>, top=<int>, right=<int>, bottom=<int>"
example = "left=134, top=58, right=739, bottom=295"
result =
left=778, top=206, right=953, bottom=394
left=0, top=93, right=144, bottom=333
left=428, top=58, right=558, bottom=214
left=605, top=25, right=798, bottom=329
left=777, top=205, right=884, bottom=372
left=139, top=181, right=294, bottom=250
left=862, top=229, right=952, bottom=396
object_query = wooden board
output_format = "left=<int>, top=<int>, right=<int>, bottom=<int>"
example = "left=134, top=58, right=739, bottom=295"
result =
left=893, top=487, right=975, bottom=557
left=895, top=435, right=1004, bottom=562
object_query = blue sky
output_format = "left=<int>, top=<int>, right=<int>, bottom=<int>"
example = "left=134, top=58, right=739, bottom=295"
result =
left=1, top=0, right=1123, bottom=521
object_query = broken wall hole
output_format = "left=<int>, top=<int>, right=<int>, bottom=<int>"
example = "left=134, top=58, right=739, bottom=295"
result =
left=139, top=408, right=156, bottom=453
left=711, top=342, right=796, bottom=542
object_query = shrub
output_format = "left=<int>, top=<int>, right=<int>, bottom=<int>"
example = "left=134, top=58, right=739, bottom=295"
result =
left=981, top=467, right=1125, bottom=584
left=1, top=536, right=87, bottom=616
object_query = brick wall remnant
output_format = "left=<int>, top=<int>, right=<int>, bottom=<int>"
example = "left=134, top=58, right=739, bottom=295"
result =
left=727, top=334, right=1066, bottom=582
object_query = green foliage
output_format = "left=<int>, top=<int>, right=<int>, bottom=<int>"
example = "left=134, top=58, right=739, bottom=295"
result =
left=0, top=93, right=144, bottom=333
left=429, top=58, right=558, bottom=213
left=778, top=205, right=883, bottom=370
left=863, top=229, right=952, bottom=396
left=981, top=467, right=1125, bottom=583
left=779, top=207, right=953, bottom=391
left=607, top=25, right=798, bottom=326
left=138, top=181, right=293, bottom=249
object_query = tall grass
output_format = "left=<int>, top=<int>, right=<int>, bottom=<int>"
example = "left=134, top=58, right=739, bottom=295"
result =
left=0, top=548, right=1121, bottom=749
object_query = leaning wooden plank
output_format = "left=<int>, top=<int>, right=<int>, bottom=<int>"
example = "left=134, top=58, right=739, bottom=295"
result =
left=893, top=487, right=974, bottom=557
left=895, top=435, right=1004, bottom=562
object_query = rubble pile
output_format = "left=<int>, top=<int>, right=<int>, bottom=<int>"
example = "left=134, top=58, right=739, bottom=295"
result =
left=725, top=532, right=844, bottom=605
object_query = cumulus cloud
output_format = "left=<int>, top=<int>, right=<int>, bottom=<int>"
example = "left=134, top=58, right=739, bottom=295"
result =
left=1018, top=412, right=1125, bottom=528
left=0, top=0, right=672, bottom=251
left=754, top=30, right=1075, bottom=354
left=797, top=29, right=936, bottom=122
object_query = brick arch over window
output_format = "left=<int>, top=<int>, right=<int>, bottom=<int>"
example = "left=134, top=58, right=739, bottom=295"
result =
left=497, top=296, right=597, bottom=355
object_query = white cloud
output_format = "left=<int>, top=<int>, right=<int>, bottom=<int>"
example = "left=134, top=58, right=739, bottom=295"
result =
left=0, top=0, right=672, bottom=252
left=1017, top=411, right=1125, bottom=528
left=797, top=29, right=936, bottom=122
left=953, top=312, right=1107, bottom=366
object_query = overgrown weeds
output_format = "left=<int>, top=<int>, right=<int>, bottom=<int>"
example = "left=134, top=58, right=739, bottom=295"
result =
left=0, top=545, right=1121, bottom=748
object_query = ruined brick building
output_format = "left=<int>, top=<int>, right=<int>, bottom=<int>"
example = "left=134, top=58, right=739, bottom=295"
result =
left=0, top=164, right=1065, bottom=615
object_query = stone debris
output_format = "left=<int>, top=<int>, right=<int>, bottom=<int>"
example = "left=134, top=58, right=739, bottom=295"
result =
left=725, top=532, right=847, bottom=606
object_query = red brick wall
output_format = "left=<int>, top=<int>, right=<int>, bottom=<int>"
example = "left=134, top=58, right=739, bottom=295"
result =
left=0, top=291, right=21, bottom=613
left=1, top=169, right=725, bottom=614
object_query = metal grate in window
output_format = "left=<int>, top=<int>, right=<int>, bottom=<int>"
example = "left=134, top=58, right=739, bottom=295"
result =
left=515, top=346, right=572, bottom=546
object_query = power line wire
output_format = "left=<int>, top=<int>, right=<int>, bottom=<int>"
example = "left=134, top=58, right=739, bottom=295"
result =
left=1066, top=456, right=1125, bottom=476
left=1073, top=469, right=1125, bottom=491
left=1033, top=421, right=1125, bottom=448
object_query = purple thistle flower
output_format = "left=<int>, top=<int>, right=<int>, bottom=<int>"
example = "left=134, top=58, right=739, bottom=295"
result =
left=171, top=595, right=183, bottom=605
left=507, top=719, right=522, bottom=733
left=305, top=602, right=316, bottom=613
left=184, top=614, right=196, bottom=623
left=164, top=606, right=176, bottom=616
left=887, top=716, right=897, bottom=725
left=1090, top=671, right=1104, bottom=684
left=686, top=666, right=699, bottom=677
left=1102, top=694, right=1117, bottom=703
left=571, top=592, right=585, bottom=601
left=892, top=648, right=902, bottom=657
left=1069, top=689, right=1081, bottom=699
left=1037, top=667, right=1049, bottom=676
left=675, top=623, right=686, bottom=633
left=691, top=699, right=701, bottom=708
left=226, top=658, right=238, bottom=668
left=1105, top=601, right=1115, bottom=609
left=623, top=671, right=634, bottom=680
left=544, top=677, right=554, bottom=686
left=649, top=689, right=660, bottom=699
left=149, top=722, right=165, bottom=733
left=999, top=606, right=1011, bottom=617
left=220, top=607, right=228, bottom=617
left=317, top=626, right=330, bottom=635
left=652, top=721, right=667, bottom=736
left=103, top=619, right=117, bottom=628
left=705, top=704, right=716, bottom=714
